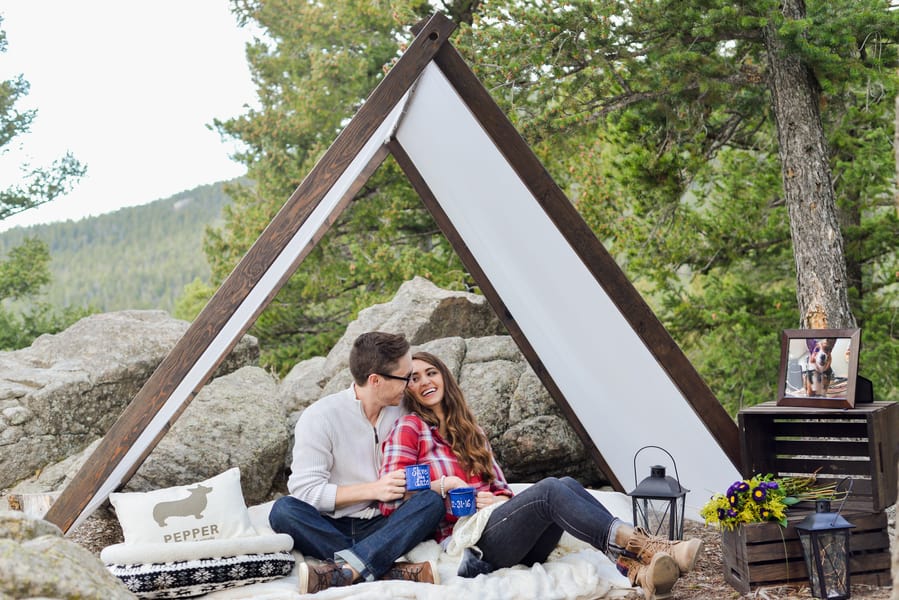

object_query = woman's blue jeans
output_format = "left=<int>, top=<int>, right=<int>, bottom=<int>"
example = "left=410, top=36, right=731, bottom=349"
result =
left=459, top=476, right=619, bottom=576
left=269, top=490, right=444, bottom=581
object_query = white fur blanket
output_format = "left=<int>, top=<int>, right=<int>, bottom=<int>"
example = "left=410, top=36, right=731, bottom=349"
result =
left=201, top=487, right=637, bottom=600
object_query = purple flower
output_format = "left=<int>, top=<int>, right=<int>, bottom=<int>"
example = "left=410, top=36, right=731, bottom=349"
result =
left=752, top=486, right=767, bottom=503
left=726, top=509, right=738, bottom=518
left=726, top=480, right=750, bottom=506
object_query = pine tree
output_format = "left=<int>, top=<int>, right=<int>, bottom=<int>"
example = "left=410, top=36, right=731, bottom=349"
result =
left=0, top=19, right=88, bottom=349
left=453, top=0, right=899, bottom=406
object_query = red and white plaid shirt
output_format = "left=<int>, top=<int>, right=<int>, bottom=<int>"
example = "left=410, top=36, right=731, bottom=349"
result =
left=380, top=413, right=513, bottom=542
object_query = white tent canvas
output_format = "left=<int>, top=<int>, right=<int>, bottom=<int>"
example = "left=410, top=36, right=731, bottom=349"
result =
left=47, top=13, right=740, bottom=534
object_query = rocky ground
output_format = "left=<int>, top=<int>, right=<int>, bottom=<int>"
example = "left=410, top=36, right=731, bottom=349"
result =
left=68, top=506, right=895, bottom=599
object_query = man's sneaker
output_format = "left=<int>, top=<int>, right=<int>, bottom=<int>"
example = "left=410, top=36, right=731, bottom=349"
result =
left=379, top=560, right=439, bottom=584
left=624, top=527, right=704, bottom=574
left=298, top=561, right=356, bottom=593
left=617, top=552, right=679, bottom=600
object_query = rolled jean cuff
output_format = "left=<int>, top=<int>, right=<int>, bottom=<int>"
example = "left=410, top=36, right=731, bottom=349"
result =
left=335, top=549, right=373, bottom=582
left=606, top=517, right=624, bottom=555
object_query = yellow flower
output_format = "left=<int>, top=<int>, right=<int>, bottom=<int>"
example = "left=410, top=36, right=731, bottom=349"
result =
left=700, top=473, right=838, bottom=531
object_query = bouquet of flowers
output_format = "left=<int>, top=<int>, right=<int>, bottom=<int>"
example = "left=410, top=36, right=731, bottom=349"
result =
left=700, top=473, right=844, bottom=530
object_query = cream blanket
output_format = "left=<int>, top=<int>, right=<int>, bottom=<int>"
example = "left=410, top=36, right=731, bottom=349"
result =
left=200, top=486, right=637, bottom=600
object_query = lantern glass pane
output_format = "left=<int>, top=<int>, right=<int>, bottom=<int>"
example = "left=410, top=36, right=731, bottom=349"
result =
left=634, top=497, right=681, bottom=540
left=799, top=531, right=850, bottom=599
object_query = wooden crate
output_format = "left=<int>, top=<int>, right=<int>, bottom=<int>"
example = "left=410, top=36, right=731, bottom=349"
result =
left=738, top=401, right=899, bottom=512
left=721, top=508, right=892, bottom=593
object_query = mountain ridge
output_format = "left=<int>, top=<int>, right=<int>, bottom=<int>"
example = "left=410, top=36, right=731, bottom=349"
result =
left=0, top=180, right=234, bottom=313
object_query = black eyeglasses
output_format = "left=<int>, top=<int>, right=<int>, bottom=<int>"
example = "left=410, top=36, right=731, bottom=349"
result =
left=375, top=372, right=412, bottom=385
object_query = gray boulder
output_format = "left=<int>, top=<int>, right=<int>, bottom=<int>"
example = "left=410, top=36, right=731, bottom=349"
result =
left=0, top=310, right=259, bottom=491
left=0, top=510, right=134, bottom=599
left=6, top=438, right=104, bottom=497
left=7, top=367, right=287, bottom=543
left=320, top=276, right=505, bottom=380
left=278, top=355, right=326, bottom=419
left=125, top=366, right=287, bottom=505
left=418, top=337, right=602, bottom=484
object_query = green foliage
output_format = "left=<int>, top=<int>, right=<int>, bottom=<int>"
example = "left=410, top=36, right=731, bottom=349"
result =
left=453, top=0, right=899, bottom=409
left=0, top=236, right=94, bottom=350
left=0, top=302, right=92, bottom=351
left=0, top=238, right=50, bottom=300
left=210, top=0, right=475, bottom=375
left=173, top=277, right=217, bottom=322
left=0, top=182, right=231, bottom=315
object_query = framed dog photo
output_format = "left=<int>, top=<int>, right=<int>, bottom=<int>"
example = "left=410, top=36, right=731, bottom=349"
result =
left=776, top=328, right=860, bottom=409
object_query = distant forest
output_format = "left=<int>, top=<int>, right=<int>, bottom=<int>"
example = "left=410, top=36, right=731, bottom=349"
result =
left=0, top=181, right=233, bottom=314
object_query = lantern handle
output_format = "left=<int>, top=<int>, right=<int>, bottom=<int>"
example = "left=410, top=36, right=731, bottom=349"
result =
left=633, top=445, right=682, bottom=489
left=831, top=477, right=853, bottom=527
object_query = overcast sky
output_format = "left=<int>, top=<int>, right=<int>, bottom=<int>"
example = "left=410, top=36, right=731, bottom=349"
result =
left=0, top=1, right=259, bottom=231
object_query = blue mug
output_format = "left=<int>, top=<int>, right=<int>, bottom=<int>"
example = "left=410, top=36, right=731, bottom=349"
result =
left=449, top=487, right=477, bottom=517
left=405, top=464, right=431, bottom=491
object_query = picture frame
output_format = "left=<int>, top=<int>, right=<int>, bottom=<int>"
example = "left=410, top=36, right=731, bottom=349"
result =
left=776, top=328, right=860, bottom=409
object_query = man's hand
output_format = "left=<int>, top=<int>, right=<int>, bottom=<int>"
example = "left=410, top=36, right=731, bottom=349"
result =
left=334, top=470, right=407, bottom=508
left=371, top=469, right=407, bottom=502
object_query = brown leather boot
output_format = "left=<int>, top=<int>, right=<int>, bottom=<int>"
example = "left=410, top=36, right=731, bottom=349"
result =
left=617, top=552, right=679, bottom=600
left=379, top=560, right=439, bottom=584
left=298, top=561, right=357, bottom=593
left=623, top=526, right=704, bottom=574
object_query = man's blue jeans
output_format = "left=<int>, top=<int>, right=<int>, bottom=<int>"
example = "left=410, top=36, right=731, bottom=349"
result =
left=269, top=490, right=444, bottom=581
left=459, top=476, right=620, bottom=576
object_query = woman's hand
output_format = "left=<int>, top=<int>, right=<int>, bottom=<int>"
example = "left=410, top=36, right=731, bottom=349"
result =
left=443, top=476, right=469, bottom=491
left=476, top=491, right=502, bottom=509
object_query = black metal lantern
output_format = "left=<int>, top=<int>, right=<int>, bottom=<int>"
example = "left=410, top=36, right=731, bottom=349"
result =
left=795, top=499, right=854, bottom=600
left=627, top=446, right=688, bottom=540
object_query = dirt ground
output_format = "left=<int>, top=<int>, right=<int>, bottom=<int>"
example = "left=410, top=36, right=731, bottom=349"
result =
left=69, top=509, right=895, bottom=599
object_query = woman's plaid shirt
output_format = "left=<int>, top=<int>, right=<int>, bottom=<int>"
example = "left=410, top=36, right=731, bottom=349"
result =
left=380, top=413, right=513, bottom=542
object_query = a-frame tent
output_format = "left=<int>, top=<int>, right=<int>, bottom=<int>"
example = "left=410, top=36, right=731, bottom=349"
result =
left=45, top=13, right=741, bottom=534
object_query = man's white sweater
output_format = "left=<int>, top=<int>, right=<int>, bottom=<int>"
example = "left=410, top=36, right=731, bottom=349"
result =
left=286, top=385, right=405, bottom=519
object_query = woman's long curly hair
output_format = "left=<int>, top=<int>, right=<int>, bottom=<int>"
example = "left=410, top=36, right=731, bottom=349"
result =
left=405, top=351, right=496, bottom=483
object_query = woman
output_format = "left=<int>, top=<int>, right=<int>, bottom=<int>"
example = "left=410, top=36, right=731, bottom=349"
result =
left=380, top=352, right=703, bottom=600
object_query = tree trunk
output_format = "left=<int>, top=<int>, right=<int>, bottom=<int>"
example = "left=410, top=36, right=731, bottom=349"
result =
left=895, top=93, right=899, bottom=217
left=763, top=0, right=856, bottom=330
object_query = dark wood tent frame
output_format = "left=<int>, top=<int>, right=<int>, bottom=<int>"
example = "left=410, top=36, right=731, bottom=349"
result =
left=45, top=13, right=740, bottom=534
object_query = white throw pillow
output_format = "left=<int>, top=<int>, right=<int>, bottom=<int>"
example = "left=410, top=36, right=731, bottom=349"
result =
left=110, top=468, right=257, bottom=545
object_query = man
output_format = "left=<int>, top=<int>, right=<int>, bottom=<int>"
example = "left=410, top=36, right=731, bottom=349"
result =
left=269, top=331, right=445, bottom=593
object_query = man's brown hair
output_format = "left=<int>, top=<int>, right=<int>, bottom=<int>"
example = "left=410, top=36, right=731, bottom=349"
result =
left=349, top=332, right=410, bottom=385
